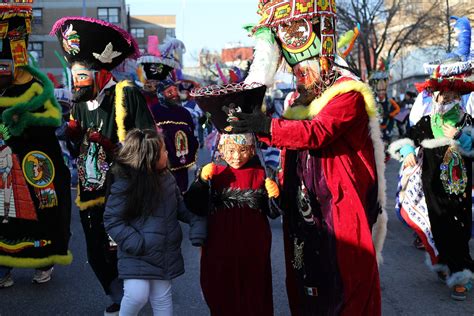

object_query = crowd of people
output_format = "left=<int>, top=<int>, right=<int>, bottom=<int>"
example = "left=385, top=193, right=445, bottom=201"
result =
left=0, top=0, right=472, bottom=316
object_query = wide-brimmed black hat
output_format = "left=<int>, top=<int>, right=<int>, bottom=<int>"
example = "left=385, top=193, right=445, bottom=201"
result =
left=50, top=16, right=139, bottom=71
left=191, top=83, right=266, bottom=133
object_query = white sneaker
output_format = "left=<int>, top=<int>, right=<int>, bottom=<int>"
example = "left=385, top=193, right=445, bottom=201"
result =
left=32, top=267, right=54, bottom=284
left=0, top=273, right=14, bottom=288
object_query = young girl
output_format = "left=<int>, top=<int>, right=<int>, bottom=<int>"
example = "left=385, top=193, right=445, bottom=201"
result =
left=185, top=132, right=279, bottom=316
left=104, top=129, right=206, bottom=316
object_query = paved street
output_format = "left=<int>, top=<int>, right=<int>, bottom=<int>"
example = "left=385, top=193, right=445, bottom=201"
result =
left=0, top=150, right=472, bottom=315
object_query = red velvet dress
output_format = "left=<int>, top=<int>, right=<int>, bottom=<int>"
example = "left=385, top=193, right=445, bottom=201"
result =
left=200, top=162, right=273, bottom=316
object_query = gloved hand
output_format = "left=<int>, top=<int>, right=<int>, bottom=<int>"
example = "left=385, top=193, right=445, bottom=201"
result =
left=66, top=120, right=84, bottom=141
left=88, top=131, right=115, bottom=153
left=229, top=108, right=272, bottom=135
left=200, top=163, right=216, bottom=181
left=265, top=178, right=280, bottom=199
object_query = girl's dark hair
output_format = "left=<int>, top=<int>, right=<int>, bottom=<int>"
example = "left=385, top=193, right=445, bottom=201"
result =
left=113, top=128, right=166, bottom=220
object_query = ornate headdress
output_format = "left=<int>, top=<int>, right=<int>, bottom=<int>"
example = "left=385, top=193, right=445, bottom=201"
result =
left=50, top=17, right=140, bottom=71
left=253, top=0, right=337, bottom=67
left=369, top=57, right=390, bottom=94
left=415, top=16, right=474, bottom=94
left=0, top=0, right=33, bottom=67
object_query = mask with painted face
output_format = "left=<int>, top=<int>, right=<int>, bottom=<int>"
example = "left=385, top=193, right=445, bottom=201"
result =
left=0, top=59, right=14, bottom=89
left=143, top=63, right=173, bottom=81
left=71, top=64, right=97, bottom=102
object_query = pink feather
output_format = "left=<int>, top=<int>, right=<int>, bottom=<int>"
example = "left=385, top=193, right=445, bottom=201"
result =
left=148, top=35, right=161, bottom=57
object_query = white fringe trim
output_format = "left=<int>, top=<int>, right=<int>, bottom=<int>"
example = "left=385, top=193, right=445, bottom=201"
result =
left=446, top=269, right=473, bottom=288
left=424, top=253, right=449, bottom=274
left=368, top=116, right=388, bottom=265
left=388, top=138, right=416, bottom=161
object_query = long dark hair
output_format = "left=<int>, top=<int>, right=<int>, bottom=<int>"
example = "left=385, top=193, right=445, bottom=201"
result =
left=113, top=128, right=166, bottom=221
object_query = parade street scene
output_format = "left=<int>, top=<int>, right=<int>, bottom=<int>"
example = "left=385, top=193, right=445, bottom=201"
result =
left=0, top=0, right=473, bottom=315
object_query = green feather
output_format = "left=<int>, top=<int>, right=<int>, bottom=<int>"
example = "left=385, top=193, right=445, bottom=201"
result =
left=243, top=23, right=275, bottom=44
left=1, top=65, right=62, bottom=136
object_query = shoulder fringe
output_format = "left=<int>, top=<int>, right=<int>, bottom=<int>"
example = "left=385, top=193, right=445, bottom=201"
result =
left=283, top=79, right=387, bottom=265
left=283, top=80, right=378, bottom=120
left=388, top=138, right=416, bottom=161
left=0, top=66, right=62, bottom=136
left=421, top=129, right=474, bottom=157
left=75, top=187, right=106, bottom=210
left=115, top=80, right=135, bottom=142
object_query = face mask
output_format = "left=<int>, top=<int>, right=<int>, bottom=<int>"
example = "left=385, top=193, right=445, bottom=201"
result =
left=71, top=64, right=97, bottom=102
left=0, top=59, right=14, bottom=89
left=143, top=63, right=172, bottom=81
left=72, top=85, right=96, bottom=102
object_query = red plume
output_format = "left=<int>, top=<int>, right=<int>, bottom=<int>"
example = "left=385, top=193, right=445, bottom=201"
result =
left=47, top=73, right=60, bottom=88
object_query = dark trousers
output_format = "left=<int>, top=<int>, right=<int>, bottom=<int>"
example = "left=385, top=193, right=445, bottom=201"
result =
left=80, top=205, right=121, bottom=300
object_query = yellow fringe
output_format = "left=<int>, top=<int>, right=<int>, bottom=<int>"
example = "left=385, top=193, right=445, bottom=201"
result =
left=283, top=80, right=377, bottom=120
left=0, top=251, right=73, bottom=268
left=115, top=80, right=134, bottom=142
left=0, top=82, right=42, bottom=107
left=75, top=191, right=105, bottom=211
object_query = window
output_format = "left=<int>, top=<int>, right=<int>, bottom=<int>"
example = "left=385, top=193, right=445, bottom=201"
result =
left=98, top=7, right=120, bottom=23
left=28, top=42, right=43, bottom=58
left=32, top=8, right=42, bottom=24
left=165, top=28, right=175, bottom=38
left=131, top=28, right=145, bottom=38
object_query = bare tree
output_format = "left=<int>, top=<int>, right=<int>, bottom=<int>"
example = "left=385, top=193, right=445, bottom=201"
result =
left=337, top=0, right=473, bottom=78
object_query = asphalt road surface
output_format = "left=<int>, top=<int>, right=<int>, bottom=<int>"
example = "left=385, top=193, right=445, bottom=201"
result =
left=0, top=150, right=473, bottom=315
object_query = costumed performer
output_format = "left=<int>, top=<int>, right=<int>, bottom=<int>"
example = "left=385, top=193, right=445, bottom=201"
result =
left=389, top=15, right=474, bottom=301
left=50, top=16, right=155, bottom=315
left=0, top=0, right=72, bottom=288
left=230, top=1, right=387, bottom=315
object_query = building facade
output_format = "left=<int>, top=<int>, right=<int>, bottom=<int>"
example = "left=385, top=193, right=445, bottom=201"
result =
left=31, top=0, right=128, bottom=76
left=129, top=15, right=176, bottom=52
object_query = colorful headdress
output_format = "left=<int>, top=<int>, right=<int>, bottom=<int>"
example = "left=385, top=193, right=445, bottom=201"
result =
left=252, top=0, right=337, bottom=67
left=0, top=1, right=33, bottom=67
left=137, top=36, right=185, bottom=70
left=50, top=16, right=140, bottom=71
left=369, top=58, right=390, bottom=93
left=423, top=16, right=472, bottom=77
left=191, top=83, right=267, bottom=133
left=415, top=16, right=474, bottom=94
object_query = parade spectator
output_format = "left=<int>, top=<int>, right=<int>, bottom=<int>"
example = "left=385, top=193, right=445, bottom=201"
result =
left=104, top=129, right=206, bottom=316
left=51, top=17, right=155, bottom=315
left=395, top=91, right=416, bottom=137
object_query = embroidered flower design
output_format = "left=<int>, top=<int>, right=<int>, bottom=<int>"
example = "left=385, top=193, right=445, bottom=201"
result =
left=62, top=24, right=80, bottom=55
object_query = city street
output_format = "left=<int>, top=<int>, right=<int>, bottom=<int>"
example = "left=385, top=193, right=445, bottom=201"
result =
left=0, top=150, right=472, bottom=315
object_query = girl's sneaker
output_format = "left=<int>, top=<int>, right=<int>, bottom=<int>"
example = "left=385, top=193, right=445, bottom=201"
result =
left=451, top=281, right=472, bottom=301
left=0, top=273, right=13, bottom=288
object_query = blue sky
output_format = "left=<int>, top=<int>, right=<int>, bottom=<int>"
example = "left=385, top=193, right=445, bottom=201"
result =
left=127, top=0, right=260, bottom=66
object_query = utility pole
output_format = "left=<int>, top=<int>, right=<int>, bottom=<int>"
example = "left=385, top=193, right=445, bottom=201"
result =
left=82, top=0, right=86, bottom=17
left=446, top=0, right=451, bottom=51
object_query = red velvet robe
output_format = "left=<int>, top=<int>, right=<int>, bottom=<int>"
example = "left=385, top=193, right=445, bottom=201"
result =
left=267, top=84, right=381, bottom=315
left=200, top=162, right=273, bottom=316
